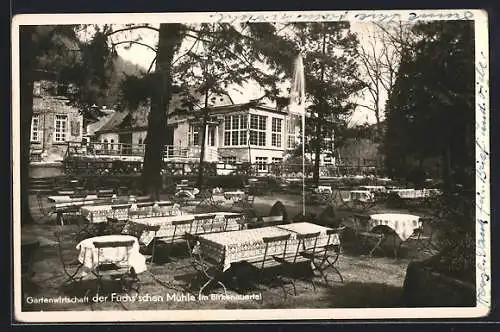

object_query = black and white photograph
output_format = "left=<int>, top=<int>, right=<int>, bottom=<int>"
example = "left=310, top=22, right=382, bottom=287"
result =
left=11, top=10, right=490, bottom=322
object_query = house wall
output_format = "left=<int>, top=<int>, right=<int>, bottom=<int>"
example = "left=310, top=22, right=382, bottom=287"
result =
left=173, top=121, right=190, bottom=147
left=132, top=131, right=147, bottom=144
left=30, top=96, right=83, bottom=162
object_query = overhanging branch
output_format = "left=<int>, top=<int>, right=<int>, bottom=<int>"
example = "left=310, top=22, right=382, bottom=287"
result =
left=112, top=40, right=158, bottom=53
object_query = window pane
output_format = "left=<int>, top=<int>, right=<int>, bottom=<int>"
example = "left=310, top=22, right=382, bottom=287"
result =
left=249, top=131, right=258, bottom=145
left=240, top=115, right=247, bottom=129
left=239, top=131, right=247, bottom=145
left=232, top=131, right=239, bottom=145
left=224, top=132, right=231, bottom=146
left=259, top=116, right=266, bottom=130
left=258, top=132, right=266, bottom=146
left=250, top=115, right=258, bottom=129
left=232, top=116, right=239, bottom=129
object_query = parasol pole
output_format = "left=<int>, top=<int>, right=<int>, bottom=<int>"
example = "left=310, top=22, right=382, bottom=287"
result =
left=301, top=111, right=306, bottom=216
left=290, top=54, right=306, bottom=216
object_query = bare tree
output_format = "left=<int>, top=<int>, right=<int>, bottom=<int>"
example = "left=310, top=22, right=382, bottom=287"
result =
left=355, top=22, right=415, bottom=137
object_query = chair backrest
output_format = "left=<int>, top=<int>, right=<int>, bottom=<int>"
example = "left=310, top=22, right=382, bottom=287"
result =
left=352, top=214, right=370, bottom=231
left=112, top=204, right=132, bottom=210
left=69, top=193, right=87, bottom=199
left=418, top=216, right=433, bottom=236
left=136, top=195, right=153, bottom=202
left=172, top=217, right=195, bottom=226
left=292, top=231, right=320, bottom=263
left=92, top=239, right=135, bottom=270
left=97, top=193, right=114, bottom=198
left=258, top=233, right=291, bottom=270
left=323, top=226, right=345, bottom=253
left=169, top=217, right=195, bottom=244
left=137, top=202, right=155, bottom=208
left=193, top=214, right=217, bottom=233
left=93, top=239, right=135, bottom=248
left=98, top=189, right=114, bottom=195
left=261, top=215, right=284, bottom=224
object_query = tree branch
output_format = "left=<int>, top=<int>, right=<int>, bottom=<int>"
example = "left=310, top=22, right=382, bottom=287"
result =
left=112, top=40, right=158, bottom=53
left=172, top=38, right=201, bottom=65
left=147, top=54, right=158, bottom=74
left=106, top=25, right=159, bottom=37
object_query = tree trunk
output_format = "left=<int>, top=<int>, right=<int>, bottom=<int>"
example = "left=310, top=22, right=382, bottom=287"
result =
left=20, top=26, right=36, bottom=225
left=197, top=90, right=209, bottom=189
left=313, top=118, right=322, bottom=185
left=141, top=24, right=183, bottom=199
left=442, top=144, right=453, bottom=193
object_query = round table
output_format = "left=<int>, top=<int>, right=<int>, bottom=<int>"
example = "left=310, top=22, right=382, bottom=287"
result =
left=76, top=234, right=147, bottom=275
left=369, top=213, right=421, bottom=241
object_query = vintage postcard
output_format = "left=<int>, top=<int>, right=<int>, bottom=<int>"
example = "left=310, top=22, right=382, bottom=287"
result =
left=11, top=9, right=490, bottom=322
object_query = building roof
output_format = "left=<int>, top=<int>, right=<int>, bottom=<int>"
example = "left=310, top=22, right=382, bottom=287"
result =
left=96, top=99, right=287, bottom=134
left=86, top=111, right=117, bottom=136
left=95, top=111, right=130, bottom=133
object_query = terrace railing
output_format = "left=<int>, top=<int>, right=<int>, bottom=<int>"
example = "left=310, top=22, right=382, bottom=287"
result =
left=65, top=142, right=218, bottom=161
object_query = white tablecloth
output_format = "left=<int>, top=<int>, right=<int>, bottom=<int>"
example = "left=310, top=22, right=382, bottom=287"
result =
left=80, top=201, right=174, bottom=223
left=359, top=185, right=387, bottom=193
left=48, top=195, right=98, bottom=204
left=349, top=190, right=374, bottom=202
left=127, top=212, right=243, bottom=246
left=199, top=222, right=339, bottom=271
left=369, top=213, right=421, bottom=241
left=76, top=235, right=147, bottom=275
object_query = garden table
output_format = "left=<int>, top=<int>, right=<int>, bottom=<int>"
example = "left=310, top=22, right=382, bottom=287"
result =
left=223, top=190, right=246, bottom=200
left=349, top=190, right=374, bottom=202
left=197, top=222, right=339, bottom=272
left=359, top=185, right=387, bottom=193
left=80, top=201, right=174, bottom=223
left=76, top=234, right=147, bottom=276
left=127, top=212, right=243, bottom=246
left=369, top=213, right=421, bottom=242
left=48, top=194, right=98, bottom=204
left=368, top=213, right=422, bottom=258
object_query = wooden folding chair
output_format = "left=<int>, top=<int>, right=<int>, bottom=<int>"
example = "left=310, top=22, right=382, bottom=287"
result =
left=193, top=214, right=217, bottom=234
left=104, top=204, right=132, bottom=234
left=351, top=214, right=386, bottom=257
left=301, top=226, right=346, bottom=284
left=273, top=232, right=321, bottom=295
left=185, top=233, right=226, bottom=299
left=221, top=213, right=243, bottom=232
left=91, top=239, right=139, bottom=295
left=35, top=193, right=56, bottom=224
left=54, top=226, right=84, bottom=286
left=245, top=234, right=293, bottom=299
left=405, top=216, right=438, bottom=255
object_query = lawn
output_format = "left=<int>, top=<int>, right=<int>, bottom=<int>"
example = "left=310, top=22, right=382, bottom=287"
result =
left=19, top=192, right=438, bottom=312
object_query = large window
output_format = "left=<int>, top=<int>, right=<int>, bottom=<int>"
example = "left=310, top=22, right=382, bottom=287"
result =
left=188, top=125, right=200, bottom=146
left=221, top=156, right=236, bottom=164
left=54, top=114, right=68, bottom=142
left=224, top=115, right=247, bottom=146
left=271, top=118, right=282, bottom=147
left=31, top=114, right=41, bottom=142
left=255, top=156, right=268, bottom=171
left=250, top=114, right=266, bottom=146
